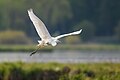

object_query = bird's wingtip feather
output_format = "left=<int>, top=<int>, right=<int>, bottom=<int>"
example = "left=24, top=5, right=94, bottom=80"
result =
left=28, top=8, right=33, bottom=12
left=78, top=29, right=82, bottom=34
left=80, top=29, right=82, bottom=32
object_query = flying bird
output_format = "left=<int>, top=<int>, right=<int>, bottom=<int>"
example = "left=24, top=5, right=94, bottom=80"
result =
left=28, top=9, right=82, bottom=56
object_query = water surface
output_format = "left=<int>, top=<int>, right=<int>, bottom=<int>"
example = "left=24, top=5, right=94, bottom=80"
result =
left=0, top=50, right=120, bottom=63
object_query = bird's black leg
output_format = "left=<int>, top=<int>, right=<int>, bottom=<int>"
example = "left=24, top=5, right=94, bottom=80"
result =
left=30, top=46, right=41, bottom=56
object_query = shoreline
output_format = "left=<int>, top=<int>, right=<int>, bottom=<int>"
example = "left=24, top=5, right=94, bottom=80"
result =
left=0, top=44, right=120, bottom=52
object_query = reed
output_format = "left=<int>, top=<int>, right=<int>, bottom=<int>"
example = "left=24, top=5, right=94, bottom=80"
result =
left=0, top=62, right=120, bottom=80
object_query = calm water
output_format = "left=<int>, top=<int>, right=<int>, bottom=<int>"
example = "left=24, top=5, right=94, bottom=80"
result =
left=0, top=50, right=120, bottom=63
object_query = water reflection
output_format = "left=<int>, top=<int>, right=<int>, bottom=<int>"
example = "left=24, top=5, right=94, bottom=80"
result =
left=0, top=50, right=120, bottom=63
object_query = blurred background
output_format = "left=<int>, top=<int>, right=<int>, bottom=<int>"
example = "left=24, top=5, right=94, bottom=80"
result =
left=0, top=0, right=120, bottom=62
left=0, top=0, right=120, bottom=80
left=0, top=0, right=120, bottom=44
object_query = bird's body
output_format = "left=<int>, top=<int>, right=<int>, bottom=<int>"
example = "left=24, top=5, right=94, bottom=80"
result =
left=28, top=9, right=82, bottom=56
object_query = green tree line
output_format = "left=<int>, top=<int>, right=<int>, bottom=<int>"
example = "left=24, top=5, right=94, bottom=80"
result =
left=0, top=0, right=120, bottom=42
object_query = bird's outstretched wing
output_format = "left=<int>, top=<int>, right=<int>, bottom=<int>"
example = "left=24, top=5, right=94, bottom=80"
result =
left=28, top=9, right=51, bottom=40
left=55, top=29, right=82, bottom=40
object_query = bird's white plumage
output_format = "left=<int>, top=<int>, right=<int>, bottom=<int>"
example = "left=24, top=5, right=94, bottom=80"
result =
left=54, top=29, right=82, bottom=40
left=28, top=9, right=51, bottom=40
left=28, top=8, right=82, bottom=47
left=28, top=9, right=82, bottom=55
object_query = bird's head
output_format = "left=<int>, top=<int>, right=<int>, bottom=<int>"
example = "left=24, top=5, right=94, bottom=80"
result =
left=51, top=41, right=57, bottom=46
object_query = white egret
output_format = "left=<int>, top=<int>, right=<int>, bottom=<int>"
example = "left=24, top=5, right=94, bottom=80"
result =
left=28, top=9, right=82, bottom=56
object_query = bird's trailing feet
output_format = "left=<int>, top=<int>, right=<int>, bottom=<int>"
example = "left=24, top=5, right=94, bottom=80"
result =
left=30, top=45, right=42, bottom=56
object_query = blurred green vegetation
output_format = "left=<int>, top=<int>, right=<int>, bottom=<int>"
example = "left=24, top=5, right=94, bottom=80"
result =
left=0, top=62, right=120, bottom=80
left=115, top=21, right=120, bottom=41
left=0, top=0, right=120, bottom=43
left=0, top=30, right=32, bottom=44
left=76, top=20, right=95, bottom=41
left=0, top=44, right=120, bottom=52
left=64, top=36, right=81, bottom=44
left=0, top=45, right=53, bottom=52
